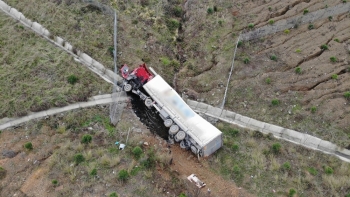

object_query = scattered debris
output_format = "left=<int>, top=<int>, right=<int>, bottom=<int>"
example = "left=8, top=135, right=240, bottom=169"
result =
left=187, top=174, right=206, bottom=188
left=119, top=144, right=126, bottom=150
left=143, top=142, right=149, bottom=146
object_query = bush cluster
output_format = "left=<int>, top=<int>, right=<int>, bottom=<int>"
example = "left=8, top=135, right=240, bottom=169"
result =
left=118, top=169, right=129, bottom=181
left=67, top=74, right=79, bottom=85
left=132, top=146, right=143, bottom=159
left=24, top=142, right=33, bottom=150
left=81, top=134, right=92, bottom=144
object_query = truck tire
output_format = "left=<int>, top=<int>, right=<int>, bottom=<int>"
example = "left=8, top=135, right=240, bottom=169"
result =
left=164, top=119, right=173, bottom=127
left=145, top=98, right=153, bottom=107
left=169, top=125, right=179, bottom=135
left=180, top=140, right=187, bottom=149
left=191, top=146, right=198, bottom=154
left=175, top=131, right=186, bottom=142
left=123, top=83, right=132, bottom=92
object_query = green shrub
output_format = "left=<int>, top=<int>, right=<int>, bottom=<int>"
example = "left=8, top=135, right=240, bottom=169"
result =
left=265, top=77, right=271, bottom=84
left=67, top=74, right=79, bottom=85
left=320, top=44, right=329, bottom=50
left=232, top=165, right=241, bottom=174
left=226, top=128, right=239, bottom=137
left=324, top=166, right=334, bottom=174
left=166, top=19, right=180, bottom=32
left=81, top=134, right=92, bottom=144
left=173, top=6, right=183, bottom=17
left=130, top=166, right=141, bottom=176
left=328, top=16, right=333, bottom=21
left=24, top=142, right=33, bottom=150
left=132, top=20, right=138, bottom=25
left=132, top=146, right=143, bottom=159
left=248, top=23, right=254, bottom=28
left=331, top=74, right=338, bottom=80
left=118, top=169, right=129, bottom=181
left=295, top=67, right=302, bottom=74
left=271, top=99, right=280, bottom=106
left=207, top=7, right=214, bottom=14
left=214, top=6, right=218, bottom=12
left=343, top=0, right=347, bottom=3
left=330, top=56, right=337, bottom=62
left=268, top=19, right=274, bottom=25
left=344, top=92, right=350, bottom=100
left=303, top=9, right=309, bottom=15
left=272, top=143, right=281, bottom=154
left=90, top=168, right=97, bottom=176
left=311, top=106, right=317, bottom=113
left=307, top=167, right=318, bottom=175
left=270, top=55, right=277, bottom=61
left=334, top=38, right=340, bottom=42
left=268, top=7, right=272, bottom=11
left=282, top=162, right=291, bottom=171
left=243, top=58, right=250, bottom=64
left=109, top=192, right=118, bottom=197
left=284, top=29, right=290, bottom=34
left=295, top=49, right=301, bottom=53
left=74, top=153, right=85, bottom=164
left=160, top=57, right=171, bottom=66
left=0, top=167, right=6, bottom=180
left=237, top=41, right=243, bottom=48
left=232, top=144, right=239, bottom=151
left=308, top=24, right=314, bottom=30
left=218, top=20, right=224, bottom=26
left=52, top=179, right=58, bottom=185
left=289, top=188, right=296, bottom=197
left=346, top=193, right=350, bottom=197
left=179, top=193, right=187, bottom=197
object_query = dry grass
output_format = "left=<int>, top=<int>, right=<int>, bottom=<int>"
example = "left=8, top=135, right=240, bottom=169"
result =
left=0, top=12, right=110, bottom=118
left=211, top=122, right=350, bottom=196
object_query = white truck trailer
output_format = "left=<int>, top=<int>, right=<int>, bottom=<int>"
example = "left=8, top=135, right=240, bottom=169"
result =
left=120, top=64, right=223, bottom=157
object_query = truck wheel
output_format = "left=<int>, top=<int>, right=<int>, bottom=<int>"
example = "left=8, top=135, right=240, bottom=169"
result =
left=191, top=146, right=198, bottom=154
left=180, top=140, right=187, bottom=149
left=169, top=125, right=179, bottom=135
left=145, top=98, right=153, bottom=107
left=175, top=131, right=186, bottom=142
left=164, top=119, right=173, bottom=127
left=123, top=83, right=132, bottom=92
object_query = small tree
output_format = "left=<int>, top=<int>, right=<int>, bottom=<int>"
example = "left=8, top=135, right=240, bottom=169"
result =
left=118, top=169, right=129, bottom=181
left=132, top=146, right=143, bottom=159
left=52, top=179, right=58, bottom=186
left=207, top=7, right=214, bottom=14
left=270, top=55, right=277, bottom=61
left=81, top=134, right=92, bottom=144
left=303, top=9, right=309, bottom=15
left=67, top=75, right=79, bottom=85
left=74, top=153, right=85, bottom=164
left=109, top=192, right=118, bottom=197
left=272, top=143, right=281, bottom=154
left=271, top=99, right=280, bottom=106
left=308, top=24, right=314, bottom=30
left=289, top=188, right=296, bottom=197
left=24, top=142, right=33, bottom=150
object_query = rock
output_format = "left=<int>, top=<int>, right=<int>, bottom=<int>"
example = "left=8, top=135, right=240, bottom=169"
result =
left=144, top=142, right=149, bottom=146
left=2, top=150, right=17, bottom=158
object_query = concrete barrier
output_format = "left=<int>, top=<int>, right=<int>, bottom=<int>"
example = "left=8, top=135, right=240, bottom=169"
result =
left=31, top=22, right=43, bottom=35
left=186, top=100, right=198, bottom=109
left=262, top=123, right=283, bottom=137
left=0, top=0, right=11, bottom=12
left=41, top=27, right=50, bottom=37
left=206, top=105, right=222, bottom=117
left=20, top=17, right=33, bottom=27
left=318, top=140, right=337, bottom=154
left=64, top=42, right=73, bottom=51
left=281, top=129, right=305, bottom=144
left=195, top=102, right=209, bottom=113
left=92, top=60, right=105, bottom=71
left=220, top=110, right=236, bottom=121
left=79, top=53, right=93, bottom=65
left=335, top=149, right=350, bottom=160
left=302, top=134, right=322, bottom=150
left=55, top=36, right=64, bottom=46
left=248, top=118, right=265, bottom=131
left=9, top=8, right=23, bottom=20
left=105, top=69, right=122, bottom=81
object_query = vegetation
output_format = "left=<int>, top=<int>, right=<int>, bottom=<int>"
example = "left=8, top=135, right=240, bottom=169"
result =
left=303, top=9, right=309, bottom=15
left=109, top=192, right=118, bottom=197
left=67, top=74, right=79, bottom=85
left=81, top=134, right=92, bottom=144
left=207, top=7, right=214, bottom=14
left=24, top=142, right=33, bottom=150
left=272, top=143, right=281, bottom=153
left=330, top=56, right=337, bottom=62
left=74, top=153, right=85, bottom=165
left=90, top=168, right=97, bottom=176
left=166, top=19, right=180, bottom=32
left=311, top=106, right=317, bottom=113
left=308, top=24, right=314, bottom=30
left=52, top=179, right=58, bottom=186
left=243, top=57, right=250, bottom=64
left=324, top=166, right=334, bottom=175
left=289, top=188, right=296, bottom=197
left=248, top=23, right=254, bottom=28
left=132, top=146, right=143, bottom=159
left=284, top=29, right=290, bottom=34
left=331, top=74, right=338, bottom=80
left=320, top=44, right=329, bottom=50
left=282, top=161, right=291, bottom=171
left=237, top=41, right=243, bottom=48
left=308, top=167, right=318, bottom=175
left=295, top=49, right=301, bottom=53
left=270, top=55, right=277, bottom=61
left=295, top=67, right=302, bottom=74
left=344, top=92, right=350, bottom=100
left=334, top=38, right=340, bottom=42
left=268, top=19, right=274, bottom=25
left=118, top=169, right=129, bottom=181
left=271, top=99, right=280, bottom=106
left=265, top=77, right=271, bottom=84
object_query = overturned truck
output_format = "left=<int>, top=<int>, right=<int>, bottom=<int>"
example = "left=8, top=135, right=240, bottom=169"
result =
left=121, top=64, right=222, bottom=157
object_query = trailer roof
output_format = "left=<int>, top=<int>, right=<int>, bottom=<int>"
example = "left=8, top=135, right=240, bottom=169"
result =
left=143, top=75, right=222, bottom=147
